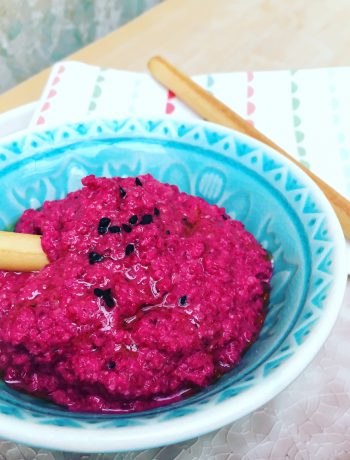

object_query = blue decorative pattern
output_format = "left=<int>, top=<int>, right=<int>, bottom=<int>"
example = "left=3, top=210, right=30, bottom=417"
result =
left=0, top=118, right=338, bottom=438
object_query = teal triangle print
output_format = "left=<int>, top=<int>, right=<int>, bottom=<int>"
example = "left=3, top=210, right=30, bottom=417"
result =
left=111, top=119, right=127, bottom=132
left=146, top=120, right=162, bottom=132
left=285, top=171, right=304, bottom=191
left=314, top=218, right=331, bottom=241
left=217, top=384, right=252, bottom=402
left=311, top=282, right=332, bottom=309
left=263, top=354, right=292, bottom=377
left=262, top=153, right=281, bottom=172
left=317, top=249, right=333, bottom=275
left=178, top=124, right=194, bottom=138
left=294, top=320, right=315, bottom=345
left=39, top=417, right=82, bottom=427
left=203, top=129, right=227, bottom=145
left=235, top=141, right=255, bottom=157
left=303, top=194, right=320, bottom=214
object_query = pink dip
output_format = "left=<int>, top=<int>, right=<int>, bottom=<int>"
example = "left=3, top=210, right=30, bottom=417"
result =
left=0, top=175, right=272, bottom=413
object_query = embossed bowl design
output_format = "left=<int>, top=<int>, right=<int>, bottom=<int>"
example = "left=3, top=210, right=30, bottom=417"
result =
left=0, top=118, right=346, bottom=452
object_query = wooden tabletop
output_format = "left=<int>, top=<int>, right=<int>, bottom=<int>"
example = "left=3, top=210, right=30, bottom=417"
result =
left=1, top=0, right=350, bottom=114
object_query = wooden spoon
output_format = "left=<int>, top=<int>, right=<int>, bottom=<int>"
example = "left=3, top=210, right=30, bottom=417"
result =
left=148, top=55, right=350, bottom=240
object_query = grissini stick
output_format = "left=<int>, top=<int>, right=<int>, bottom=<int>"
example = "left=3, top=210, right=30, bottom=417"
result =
left=147, top=55, right=350, bottom=240
left=0, top=231, right=49, bottom=272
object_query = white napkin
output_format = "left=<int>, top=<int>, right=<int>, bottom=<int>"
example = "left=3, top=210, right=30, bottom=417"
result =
left=30, top=61, right=350, bottom=272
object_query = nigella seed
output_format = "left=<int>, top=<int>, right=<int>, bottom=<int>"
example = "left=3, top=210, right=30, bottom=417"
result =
left=166, top=230, right=170, bottom=235
left=104, top=293, right=115, bottom=308
left=135, top=177, right=143, bottom=186
left=119, top=186, right=127, bottom=199
left=129, top=215, right=138, bottom=225
left=94, top=288, right=115, bottom=308
left=98, top=217, right=111, bottom=234
left=122, top=224, right=132, bottom=233
left=94, top=288, right=105, bottom=298
left=125, top=243, right=135, bottom=256
left=99, top=217, right=111, bottom=227
left=109, top=225, right=121, bottom=234
left=88, top=252, right=104, bottom=264
left=107, top=360, right=116, bottom=370
left=140, top=214, right=153, bottom=225
left=154, top=207, right=160, bottom=216
left=179, top=295, right=187, bottom=306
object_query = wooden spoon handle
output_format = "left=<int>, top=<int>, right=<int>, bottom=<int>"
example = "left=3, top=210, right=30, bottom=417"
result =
left=0, top=231, right=48, bottom=271
left=148, top=55, right=350, bottom=240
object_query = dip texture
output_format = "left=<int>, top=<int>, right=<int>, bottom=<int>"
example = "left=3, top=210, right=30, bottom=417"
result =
left=0, top=175, right=272, bottom=412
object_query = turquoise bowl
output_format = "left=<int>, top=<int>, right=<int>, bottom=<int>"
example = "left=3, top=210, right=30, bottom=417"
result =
left=0, top=118, right=346, bottom=452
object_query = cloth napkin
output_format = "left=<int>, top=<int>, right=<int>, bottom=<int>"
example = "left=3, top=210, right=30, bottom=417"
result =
left=29, top=60, right=350, bottom=273
left=30, top=61, right=350, bottom=198
left=3, top=60, right=350, bottom=459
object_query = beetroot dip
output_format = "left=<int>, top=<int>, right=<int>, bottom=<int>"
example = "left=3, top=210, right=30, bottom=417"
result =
left=0, top=175, right=272, bottom=413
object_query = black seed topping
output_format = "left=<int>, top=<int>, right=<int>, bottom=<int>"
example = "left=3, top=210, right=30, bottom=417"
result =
left=135, top=177, right=143, bottom=186
left=125, top=243, right=135, bottom=256
left=107, top=360, right=116, bottom=370
left=89, top=252, right=104, bottom=265
left=154, top=207, right=160, bottom=216
left=222, top=215, right=228, bottom=220
left=119, top=186, right=127, bottom=199
left=140, top=214, right=153, bottom=225
left=166, top=230, right=170, bottom=235
left=94, top=288, right=105, bottom=298
left=122, top=223, right=132, bottom=233
left=104, top=293, right=115, bottom=308
left=94, top=288, right=115, bottom=308
left=129, top=215, right=138, bottom=225
left=99, top=217, right=111, bottom=227
left=98, top=217, right=111, bottom=234
left=109, top=225, right=121, bottom=233
left=179, top=295, right=187, bottom=306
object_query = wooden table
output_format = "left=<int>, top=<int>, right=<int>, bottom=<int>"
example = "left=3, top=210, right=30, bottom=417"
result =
left=1, top=0, right=350, bottom=114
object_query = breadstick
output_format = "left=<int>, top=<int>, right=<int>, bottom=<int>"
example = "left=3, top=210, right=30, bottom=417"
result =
left=0, top=231, right=49, bottom=272
left=148, top=55, right=350, bottom=240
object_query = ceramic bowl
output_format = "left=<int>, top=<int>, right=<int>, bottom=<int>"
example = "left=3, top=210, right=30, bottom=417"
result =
left=0, top=118, right=346, bottom=452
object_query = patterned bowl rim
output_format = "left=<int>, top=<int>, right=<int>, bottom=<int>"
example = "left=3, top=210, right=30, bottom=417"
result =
left=0, top=117, right=347, bottom=453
